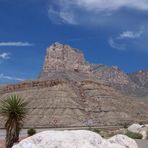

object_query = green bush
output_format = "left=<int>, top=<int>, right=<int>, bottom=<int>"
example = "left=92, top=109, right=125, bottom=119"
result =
left=27, top=128, right=36, bottom=136
left=139, top=121, right=143, bottom=125
left=126, top=130, right=142, bottom=139
left=93, top=128, right=101, bottom=134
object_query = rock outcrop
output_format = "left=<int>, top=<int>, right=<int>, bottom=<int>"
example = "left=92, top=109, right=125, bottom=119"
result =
left=12, top=130, right=138, bottom=148
left=39, top=42, right=91, bottom=81
left=39, top=42, right=148, bottom=97
left=129, top=70, right=148, bottom=88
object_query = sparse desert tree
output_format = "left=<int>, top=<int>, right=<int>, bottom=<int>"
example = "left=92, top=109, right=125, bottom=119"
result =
left=0, top=94, right=28, bottom=148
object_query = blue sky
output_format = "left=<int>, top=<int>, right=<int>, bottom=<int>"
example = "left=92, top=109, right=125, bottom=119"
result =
left=0, top=0, right=148, bottom=84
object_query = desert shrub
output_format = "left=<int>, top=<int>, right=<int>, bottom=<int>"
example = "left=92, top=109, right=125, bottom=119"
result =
left=139, top=121, right=143, bottom=125
left=126, top=130, right=142, bottom=139
left=27, top=128, right=36, bottom=136
left=123, top=123, right=128, bottom=129
left=146, top=131, right=148, bottom=139
left=93, top=128, right=101, bottom=134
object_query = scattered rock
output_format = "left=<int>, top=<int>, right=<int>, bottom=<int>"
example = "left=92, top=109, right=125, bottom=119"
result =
left=128, top=123, right=142, bottom=133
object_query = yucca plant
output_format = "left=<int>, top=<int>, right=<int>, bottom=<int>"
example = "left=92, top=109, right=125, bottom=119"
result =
left=0, top=94, right=28, bottom=148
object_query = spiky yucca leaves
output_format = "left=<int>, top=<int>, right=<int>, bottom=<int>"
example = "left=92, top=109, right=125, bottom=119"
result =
left=0, top=94, right=28, bottom=148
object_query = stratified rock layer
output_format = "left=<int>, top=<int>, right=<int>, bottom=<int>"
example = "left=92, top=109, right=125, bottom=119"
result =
left=0, top=79, right=148, bottom=128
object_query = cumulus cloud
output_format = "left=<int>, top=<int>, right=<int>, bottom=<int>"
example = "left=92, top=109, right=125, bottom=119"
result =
left=48, top=0, right=148, bottom=25
left=0, top=52, right=11, bottom=60
left=0, top=42, right=34, bottom=47
left=0, top=73, right=24, bottom=81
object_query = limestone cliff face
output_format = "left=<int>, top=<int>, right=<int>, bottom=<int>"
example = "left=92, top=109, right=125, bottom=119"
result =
left=40, top=42, right=90, bottom=78
left=39, top=43, right=129, bottom=85
left=39, top=42, right=147, bottom=97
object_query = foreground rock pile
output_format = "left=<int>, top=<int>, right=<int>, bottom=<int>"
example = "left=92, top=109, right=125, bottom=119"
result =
left=13, top=130, right=138, bottom=148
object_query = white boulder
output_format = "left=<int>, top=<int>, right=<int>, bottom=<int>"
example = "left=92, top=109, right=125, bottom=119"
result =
left=108, top=134, right=138, bottom=148
left=12, top=130, right=138, bottom=148
left=13, top=130, right=103, bottom=148
left=128, top=123, right=148, bottom=139
left=128, top=124, right=142, bottom=133
left=100, top=140, right=125, bottom=148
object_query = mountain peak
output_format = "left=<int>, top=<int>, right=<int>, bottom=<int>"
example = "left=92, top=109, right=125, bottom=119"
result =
left=47, top=42, right=82, bottom=53
left=39, top=43, right=90, bottom=79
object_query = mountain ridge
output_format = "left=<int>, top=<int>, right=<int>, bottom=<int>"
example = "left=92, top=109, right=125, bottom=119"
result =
left=39, top=42, right=148, bottom=97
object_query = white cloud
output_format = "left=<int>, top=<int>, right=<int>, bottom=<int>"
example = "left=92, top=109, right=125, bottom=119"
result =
left=0, top=52, right=11, bottom=60
left=0, top=74, right=24, bottom=81
left=74, top=0, right=148, bottom=11
left=48, top=6, right=77, bottom=24
left=118, top=27, right=144, bottom=39
left=108, top=38, right=126, bottom=50
left=109, top=26, right=148, bottom=52
left=119, top=31, right=141, bottom=39
left=0, top=42, right=34, bottom=47
left=48, top=0, right=148, bottom=25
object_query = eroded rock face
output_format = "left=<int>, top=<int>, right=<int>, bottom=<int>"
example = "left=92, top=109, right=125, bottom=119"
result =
left=38, top=42, right=148, bottom=97
left=129, top=70, right=148, bottom=88
left=12, top=130, right=138, bottom=148
left=40, top=42, right=90, bottom=78
left=91, top=64, right=129, bottom=85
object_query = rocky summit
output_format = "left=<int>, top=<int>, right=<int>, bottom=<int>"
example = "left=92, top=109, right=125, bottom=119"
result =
left=0, top=42, right=148, bottom=128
